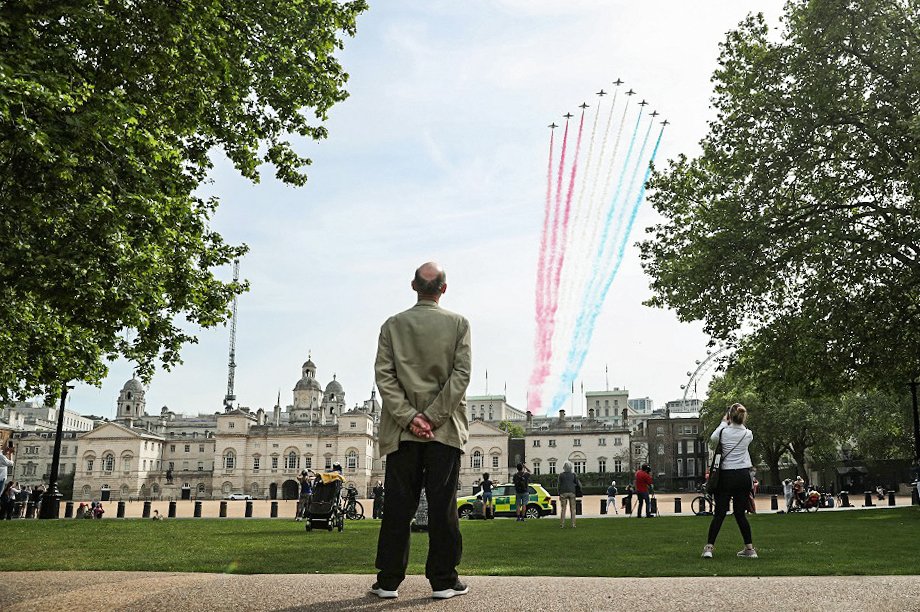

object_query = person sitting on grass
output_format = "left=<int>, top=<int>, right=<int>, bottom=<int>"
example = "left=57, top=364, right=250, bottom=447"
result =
left=152, top=509, right=164, bottom=521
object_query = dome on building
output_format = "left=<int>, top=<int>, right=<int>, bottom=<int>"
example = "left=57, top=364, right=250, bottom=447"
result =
left=122, top=378, right=144, bottom=392
left=302, top=358, right=316, bottom=371
left=294, top=376, right=322, bottom=392
left=325, top=375, right=343, bottom=394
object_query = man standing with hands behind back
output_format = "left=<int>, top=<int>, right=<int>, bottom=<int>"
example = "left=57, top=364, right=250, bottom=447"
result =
left=371, top=262, right=472, bottom=601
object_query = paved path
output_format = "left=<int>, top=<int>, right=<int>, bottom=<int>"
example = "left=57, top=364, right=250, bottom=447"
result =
left=0, top=571, right=916, bottom=611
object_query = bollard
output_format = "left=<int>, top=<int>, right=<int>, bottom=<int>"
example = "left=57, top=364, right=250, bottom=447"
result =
left=625, top=497, right=632, bottom=515
left=64, top=502, right=74, bottom=519
left=194, top=501, right=202, bottom=518
left=888, top=491, right=896, bottom=506
left=271, top=501, right=278, bottom=518
left=840, top=492, right=850, bottom=507
left=674, top=497, right=681, bottom=514
left=168, top=500, right=177, bottom=518
left=142, top=500, right=151, bottom=518
left=913, top=487, right=919, bottom=506
left=117, top=501, right=126, bottom=518
left=551, top=499, right=557, bottom=515
left=600, top=499, right=607, bottom=515
left=650, top=497, right=658, bottom=516
left=219, top=501, right=227, bottom=518
left=245, top=500, right=253, bottom=518
left=771, top=495, right=778, bottom=511
left=864, top=492, right=874, bottom=507
left=575, top=498, right=582, bottom=515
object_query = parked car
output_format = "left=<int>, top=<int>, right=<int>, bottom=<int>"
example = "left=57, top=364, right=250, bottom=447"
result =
left=456, top=483, right=553, bottom=519
left=224, top=493, right=252, bottom=500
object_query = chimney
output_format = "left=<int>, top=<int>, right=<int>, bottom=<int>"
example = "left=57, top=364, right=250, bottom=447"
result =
left=558, top=409, right=566, bottom=421
left=588, top=408, right=595, bottom=419
left=256, top=408, right=265, bottom=425
left=273, top=404, right=281, bottom=427
left=525, top=410, right=533, bottom=428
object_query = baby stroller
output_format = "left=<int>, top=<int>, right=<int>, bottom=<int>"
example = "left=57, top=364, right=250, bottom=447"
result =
left=305, top=473, right=345, bottom=532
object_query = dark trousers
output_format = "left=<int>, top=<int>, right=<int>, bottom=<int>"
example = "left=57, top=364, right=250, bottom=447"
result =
left=707, top=468, right=753, bottom=545
left=375, top=441, right=462, bottom=591
left=636, top=491, right=651, bottom=517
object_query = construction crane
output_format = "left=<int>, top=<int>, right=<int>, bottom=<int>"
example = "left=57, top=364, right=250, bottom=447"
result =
left=224, top=259, right=240, bottom=412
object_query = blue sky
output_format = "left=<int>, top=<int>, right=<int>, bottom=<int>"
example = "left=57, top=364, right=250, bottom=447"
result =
left=68, top=0, right=787, bottom=419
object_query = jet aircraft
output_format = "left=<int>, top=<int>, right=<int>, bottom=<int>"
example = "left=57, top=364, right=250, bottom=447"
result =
left=596, top=89, right=607, bottom=97
left=661, top=119, right=670, bottom=126
left=638, top=99, right=649, bottom=107
left=625, top=89, right=636, bottom=96
left=563, top=112, right=574, bottom=119
left=548, top=123, right=558, bottom=129
left=579, top=102, right=589, bottom=109
left=613, top=78, right=624, bottom=86
left=650, top=110, right=659, bottom=117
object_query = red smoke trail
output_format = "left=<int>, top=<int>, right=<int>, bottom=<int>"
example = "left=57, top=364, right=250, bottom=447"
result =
left=534, top=129, right=555, bottom=354
left=530, top=118, right=569, bottom=412
left=548, top=109, right=586, bottom=315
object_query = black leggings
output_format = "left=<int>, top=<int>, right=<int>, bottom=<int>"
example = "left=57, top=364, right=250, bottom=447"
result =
left=707, top=468, right=753, bottom=545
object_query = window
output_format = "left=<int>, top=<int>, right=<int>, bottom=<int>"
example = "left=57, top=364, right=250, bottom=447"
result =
left=492, top=455, right=499, bottom=469
left=532, top=440, right=541, bottom=447
left=573, top=439, right=581, bottom=447
left=143, top=459, right=147, bottom=470
left=185, top=444, right=190, bottom=453
left=350, top=421, right=356, bottom=428
left=223, top=450, right=236, bottom=470
left=102, top=454, right=114, bottom=472
left=144, top=441, right=148, bottom=450
left=614, top=458, right=622, bottom=472
left=605, top=408, right=609, bottom=417
left=598, top=459, right=606, bottom=473
left=657, top=444, right=664, bottom=455
left=548, top=460, right=556, bottom=475
left=677, top=458, right=684, bottom=477
left=271, top=456, right=278, bottom=470
left=548, top=440, right=556, bottom=448
left=123, top=457, right=131, bottom=473
left=614, top=399, right=619, bottom=406
left=170, top=445, right=176, bottom=452
left=533, top=461, right=541, bottom=475
left=598, top=438, right=606, bottom=446
left=229, top=422, right=235, bottom=428
left=304, top=456, right=312, bottom=469
left=199, top=445, right=204, bottom=452
left=595, top=400, right=600, bottom=407
left=472, top=450, right=482, bottom=469
left=656, top=426, right=664, bottom=436
left=688, top=457, right=697, bottom=476
left=198, top=461, right=204, bottom=471
left=574, top=461, right=586, bottom=474
left=614, top=437, right=622, bottom=446
left=346, top=450, right=358, bottom=470
left=61, top=445, right=68, bottom=455
left=325, top=456, right=332, bottom=470
left=198, top=483, right=206, bottom=493
left=253, top=456, right=260, bottom=471
left=326, top=443, right=332, bottom=448
left=285, top=451, right=299, bottom=470
left=86, top=459, right=94, bottom=472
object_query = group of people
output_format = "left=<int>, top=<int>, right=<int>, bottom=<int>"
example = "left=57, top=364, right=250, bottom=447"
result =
left=75, top=500, right=105, bottom=519
left=1, top=481, right=46, bottom=520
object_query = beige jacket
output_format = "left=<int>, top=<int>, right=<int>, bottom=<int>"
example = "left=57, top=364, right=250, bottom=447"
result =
left=375, top=299, right=471, bottom=457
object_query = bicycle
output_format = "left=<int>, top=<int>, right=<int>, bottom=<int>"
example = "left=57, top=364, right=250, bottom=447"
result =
left=691, top=484, right=714, bottom=516
left=342, top=489, right=364, bottom=520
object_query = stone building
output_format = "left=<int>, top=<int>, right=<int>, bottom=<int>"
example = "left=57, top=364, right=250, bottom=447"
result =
left=524, top=409, right=632, bottom=477
left=631, top=412, right=708, bottom=491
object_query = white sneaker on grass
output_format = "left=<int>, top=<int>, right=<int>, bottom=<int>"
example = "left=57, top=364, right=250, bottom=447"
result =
left=701, top=544, right=713, bottom=559
left=737, top=548, right=758, bottom=558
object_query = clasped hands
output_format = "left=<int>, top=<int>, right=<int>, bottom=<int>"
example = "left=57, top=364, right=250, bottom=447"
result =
left=409, top=413, right=436, bottom=440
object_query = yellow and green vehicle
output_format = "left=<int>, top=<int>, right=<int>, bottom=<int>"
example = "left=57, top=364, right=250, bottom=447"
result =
left=456, top=483, right=553, bottom=519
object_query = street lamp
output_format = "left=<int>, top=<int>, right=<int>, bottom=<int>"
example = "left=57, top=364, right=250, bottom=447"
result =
left=39, top=382, right=74, bottom=519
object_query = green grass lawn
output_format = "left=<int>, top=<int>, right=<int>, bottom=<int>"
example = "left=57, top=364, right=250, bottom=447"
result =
left=0, top=507, right=917, bottom=577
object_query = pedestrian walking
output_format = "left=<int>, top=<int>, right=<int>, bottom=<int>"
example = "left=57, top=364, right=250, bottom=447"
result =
left=480, top=473, right=494, bottom=519
left=372, top=480, right=384, bottom=519
left=702, top=403, right=757, bottom=559
left=557, top=462, right=580, bottom=528
left=371, top=262, right=471, bottom=601
left=782, top=479, right=794, bottom=513
left=606, top=480, right=619, bottom=515
left=295, top=470, right=313, bottom=520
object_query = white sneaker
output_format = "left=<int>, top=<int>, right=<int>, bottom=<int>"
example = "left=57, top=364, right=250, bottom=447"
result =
left=701, top=545, right=713, bottom=559
left=432, top=582, right=469, bottom=599
left=370, top=583, right=398, bottom=599
left=737, top=548, right=758, bottom=558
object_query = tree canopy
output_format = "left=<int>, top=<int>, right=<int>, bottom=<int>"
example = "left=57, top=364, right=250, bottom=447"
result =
left=640, top=0, right=920, bottom=392
left=0, top=0, right=367, bottom=399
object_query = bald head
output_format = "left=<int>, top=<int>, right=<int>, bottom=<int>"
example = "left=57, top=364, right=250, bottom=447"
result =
left=412, top=261, right=447, bottom=300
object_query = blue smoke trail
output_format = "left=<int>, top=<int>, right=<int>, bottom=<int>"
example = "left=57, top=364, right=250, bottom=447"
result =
left=549, top=118, right=661, bottom=414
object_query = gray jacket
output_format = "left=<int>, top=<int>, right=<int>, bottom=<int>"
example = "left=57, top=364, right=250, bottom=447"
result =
left=557, top=471, right=580, bottom=494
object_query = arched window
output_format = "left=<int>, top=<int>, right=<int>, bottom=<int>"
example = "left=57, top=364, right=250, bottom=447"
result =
left=85, top=455, right=95, bottom=473
left=471, top=450, right=482, bottom=469
left=250, top=482, right=260, bottom=495
left=81, top=485, right=91, bottom=499
left=151, top=483, right=159, bottom=495
left=285, top=450, right=299, bottom=470
left=223, top=450, right=236, bottom=470
left=222, top=481, right=232, bottom=494
left=102, top=453, right=115, bottom=473
left=346, top=450, right=358, bottom=470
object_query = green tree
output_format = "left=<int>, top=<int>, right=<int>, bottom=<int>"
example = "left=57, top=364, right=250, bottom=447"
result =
left=0, top=0, right=367, bottom=399
left=498, top=420, right=526, bottom=438
left=639, top=0, right=920, bottom=392
left=838, top=390, right=914, bottom=460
